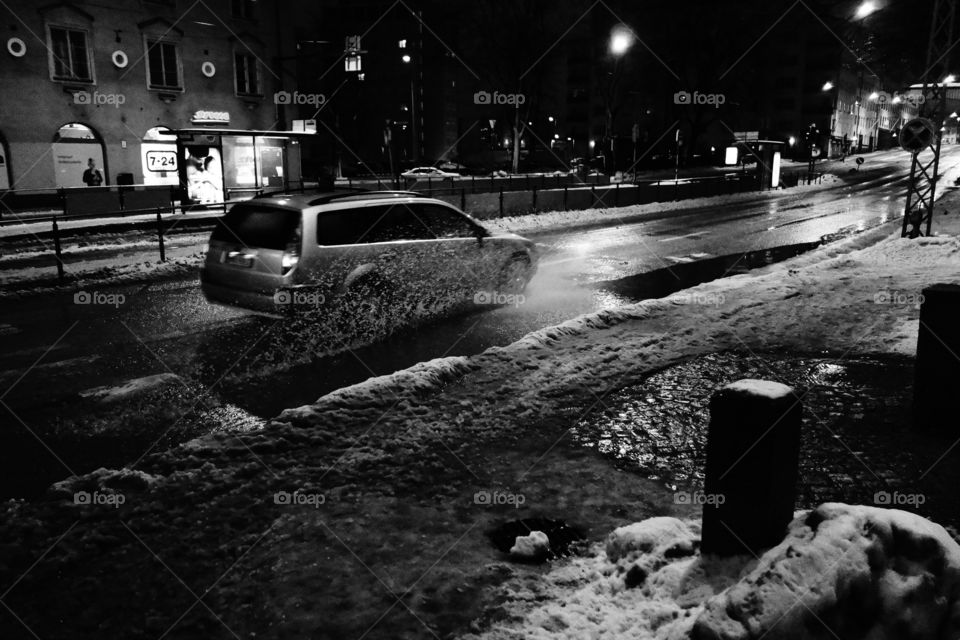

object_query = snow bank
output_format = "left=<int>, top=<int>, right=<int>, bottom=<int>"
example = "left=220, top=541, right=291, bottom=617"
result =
left=723, top=378, right=793, bottom=400
left=694, top=503, right=960, bottom=640
left=276, top=355, right=476, bottom=420
left=472, top=504, right=960, bottom=640
left=48, top=467, right=161, bottom=498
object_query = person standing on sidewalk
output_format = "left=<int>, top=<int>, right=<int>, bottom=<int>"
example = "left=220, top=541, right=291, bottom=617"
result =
left=82, top=158, right=103, bottom=187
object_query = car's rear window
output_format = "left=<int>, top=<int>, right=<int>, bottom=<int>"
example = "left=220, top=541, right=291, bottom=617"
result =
left=211, top=206, right=301, bottom=250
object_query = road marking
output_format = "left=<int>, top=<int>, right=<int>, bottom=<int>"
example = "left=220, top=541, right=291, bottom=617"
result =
left=658, top=231, right=703, bottom=242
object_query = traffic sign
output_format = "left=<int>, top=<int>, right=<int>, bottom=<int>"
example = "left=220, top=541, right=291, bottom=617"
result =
left=900, top=118, right=936, bottom=153
left=810, top=147, right=821, bottom=158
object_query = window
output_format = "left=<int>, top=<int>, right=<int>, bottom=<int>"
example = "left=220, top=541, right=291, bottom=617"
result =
left=146, top=40, right=181, bottom=89
left=413, top=204, right=479, bottom=239
left=318, top=204, right=427, bottom=246
left=232, top=0, right=255, bottom=19
left=235, top=53, right=260, bottom=96
left=49, top=27, right=92, bottom=82
left=212, top=206, right=301, bottom=250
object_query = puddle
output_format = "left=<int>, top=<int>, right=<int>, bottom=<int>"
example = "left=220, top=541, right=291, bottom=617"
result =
left=594, top=241, right=820, bottom=301
left=571, top=351, right=960, bottom=530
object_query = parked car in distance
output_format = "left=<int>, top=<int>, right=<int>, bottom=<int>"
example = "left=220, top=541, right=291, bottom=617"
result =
left=401, top=166, right=460, bottom=180
left=200, top=190, right=539, bottom=315
left=436, top=161, right=468, bottom=173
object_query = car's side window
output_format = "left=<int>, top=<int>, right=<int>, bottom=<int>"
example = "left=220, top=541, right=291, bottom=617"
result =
left=317, top=207, right=382, bottom=245
left=365, top=204, right=428, bottom=242
left=413, top=204, right=478, bottom=239
left=317, top=203, right=474, bottom=245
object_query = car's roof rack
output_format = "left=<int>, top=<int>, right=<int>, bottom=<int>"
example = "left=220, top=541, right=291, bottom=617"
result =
left=245, top=188, right=424, bottom=207
left=306, top=190, right=421, bottom=206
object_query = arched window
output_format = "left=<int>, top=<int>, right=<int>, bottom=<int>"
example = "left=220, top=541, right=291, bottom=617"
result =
left=52, top=123, right=105, bottom=187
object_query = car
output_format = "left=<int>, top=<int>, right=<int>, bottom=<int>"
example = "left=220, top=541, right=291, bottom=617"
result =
left=200, top=190, right=539, bottom=315
left=401, top=166, right=460, bottom=180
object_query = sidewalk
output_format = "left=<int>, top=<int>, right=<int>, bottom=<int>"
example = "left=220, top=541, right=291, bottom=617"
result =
left=2, top=190, right=960, bottom=637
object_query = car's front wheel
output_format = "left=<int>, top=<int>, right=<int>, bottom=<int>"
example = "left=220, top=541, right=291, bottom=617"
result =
left=497, top=255, right=532, bottom=296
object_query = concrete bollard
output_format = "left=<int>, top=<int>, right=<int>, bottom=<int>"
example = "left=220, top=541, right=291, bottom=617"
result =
left=701, top=379, right=802, bottom=557
left=914, top=283, right=960, bottom=432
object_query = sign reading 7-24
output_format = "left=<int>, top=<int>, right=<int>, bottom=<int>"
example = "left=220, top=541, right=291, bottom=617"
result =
left=145, top=150, right=178, bottom=172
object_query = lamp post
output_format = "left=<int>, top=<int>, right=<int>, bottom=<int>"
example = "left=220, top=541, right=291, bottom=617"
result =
left=605, top=24, right=634, bottom=175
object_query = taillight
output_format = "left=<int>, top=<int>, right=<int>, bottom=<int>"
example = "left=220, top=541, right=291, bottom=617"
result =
left=281, top=227, right=301, bottom=274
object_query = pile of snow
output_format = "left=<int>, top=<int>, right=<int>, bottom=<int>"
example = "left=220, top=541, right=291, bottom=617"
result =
left=470, top=504, right=960, bottom=640
left=48, top=467, right=161, bottom=498
left=511, top=531, right=551, bottom=560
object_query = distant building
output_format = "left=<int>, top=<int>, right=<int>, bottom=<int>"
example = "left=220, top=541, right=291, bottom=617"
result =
left=0, top=0, right=296, bottom=193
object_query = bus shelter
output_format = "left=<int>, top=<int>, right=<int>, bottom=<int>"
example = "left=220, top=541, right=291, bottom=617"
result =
left=170, top=128, right=313, bottom=207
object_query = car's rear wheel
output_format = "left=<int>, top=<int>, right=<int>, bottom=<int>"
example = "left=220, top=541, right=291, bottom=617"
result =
left=497, top=255, right=531, bottom=296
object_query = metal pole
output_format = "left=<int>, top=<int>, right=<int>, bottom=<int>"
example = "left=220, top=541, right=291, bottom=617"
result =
left=52, top=218, right=65, bottom=284
left=156, top=208, right=166, bottom=262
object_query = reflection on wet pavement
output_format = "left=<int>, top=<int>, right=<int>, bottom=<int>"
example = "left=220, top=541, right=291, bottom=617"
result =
left=571, top=352, right=960, bottom=530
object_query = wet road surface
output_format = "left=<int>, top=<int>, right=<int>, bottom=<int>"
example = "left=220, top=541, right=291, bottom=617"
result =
left=1, top=148, right=958, bottom=496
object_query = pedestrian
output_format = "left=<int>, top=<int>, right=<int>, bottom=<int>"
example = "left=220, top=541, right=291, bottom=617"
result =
left=82, top=158, right=103, bottom=187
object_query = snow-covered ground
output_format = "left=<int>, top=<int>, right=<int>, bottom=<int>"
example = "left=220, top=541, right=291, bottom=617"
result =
left=464, top=503, right=960, bottom=639
left=3, top=183, right=960, bottom=638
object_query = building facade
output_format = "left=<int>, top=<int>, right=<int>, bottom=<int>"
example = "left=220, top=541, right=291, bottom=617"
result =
left=0, top=0, right=294, bottom=192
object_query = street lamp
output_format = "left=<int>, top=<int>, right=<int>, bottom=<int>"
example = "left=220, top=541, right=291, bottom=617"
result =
left=822, top=81, right=834, bottom=92
left=944, top=74, right=956, bottom=84
left=609, top=24, right=634, bottom=56
left=855, top=1, right=877, bottom=19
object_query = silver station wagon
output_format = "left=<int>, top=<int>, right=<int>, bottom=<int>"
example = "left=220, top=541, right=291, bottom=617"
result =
left=200, top=190, right=539, bottom=314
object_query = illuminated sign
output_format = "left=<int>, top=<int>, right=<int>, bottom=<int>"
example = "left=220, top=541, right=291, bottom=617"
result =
left=771, top=151, right=782, bottom=188
left=145, top=150, right=177, bottom=172
left=191, top=110, right=230, bottom=125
